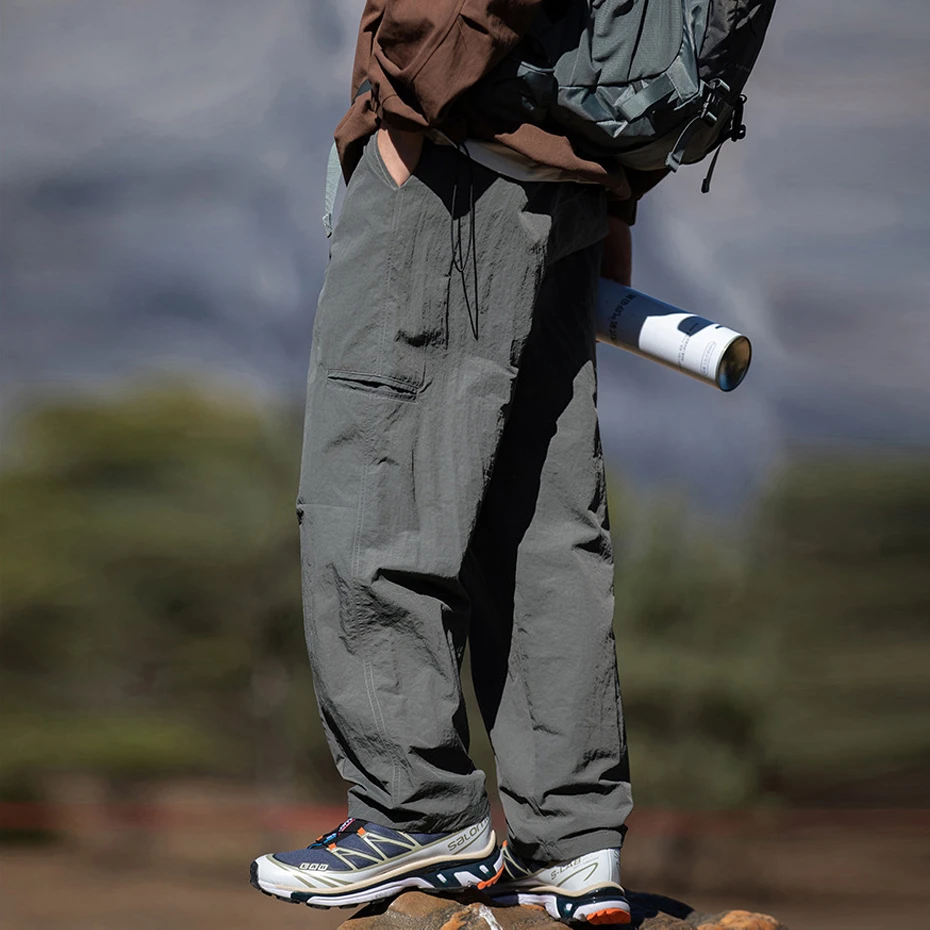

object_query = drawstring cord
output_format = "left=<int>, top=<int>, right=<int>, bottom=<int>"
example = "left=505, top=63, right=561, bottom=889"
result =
left=449, top=140, right=480, bottom=339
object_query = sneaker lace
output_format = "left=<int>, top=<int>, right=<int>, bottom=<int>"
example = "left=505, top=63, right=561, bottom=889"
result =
left=308, top=817, right=369, bottom=849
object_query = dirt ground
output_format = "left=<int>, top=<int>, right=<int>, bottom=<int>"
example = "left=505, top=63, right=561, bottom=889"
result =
left=2, top=806, right=928, bottom=930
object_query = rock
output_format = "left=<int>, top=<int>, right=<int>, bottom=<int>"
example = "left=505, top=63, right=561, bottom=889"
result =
left=693, top=913, right=784, bottom=930
left=340, top=891, right=788, bottom=930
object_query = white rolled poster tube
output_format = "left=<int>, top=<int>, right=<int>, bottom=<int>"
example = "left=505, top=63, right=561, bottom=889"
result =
left=595, top=278, right=752, bottom=392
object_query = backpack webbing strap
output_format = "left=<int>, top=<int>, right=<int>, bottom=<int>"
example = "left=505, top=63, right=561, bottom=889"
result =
left=616, top=73, right=676, bottom=123
left=323, top=79, right=373, bottom=238
left=615, top=59, right=692, bottom=123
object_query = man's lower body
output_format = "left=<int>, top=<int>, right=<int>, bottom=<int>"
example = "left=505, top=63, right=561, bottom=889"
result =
left=252, top=134, right=632, bottom=921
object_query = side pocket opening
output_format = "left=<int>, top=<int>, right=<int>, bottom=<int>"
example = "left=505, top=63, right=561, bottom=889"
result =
left=371, top=130, right=426, bottom=192
left=326, top=369, right=419, bottom=402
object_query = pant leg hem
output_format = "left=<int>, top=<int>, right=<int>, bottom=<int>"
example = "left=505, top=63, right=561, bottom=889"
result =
left=347, top=797, right=492, bottom=835
left=509, top=826, right=629, bottom=864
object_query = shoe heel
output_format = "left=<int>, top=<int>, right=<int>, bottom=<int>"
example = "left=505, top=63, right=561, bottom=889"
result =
left=420, top=848, right=505, bottom=892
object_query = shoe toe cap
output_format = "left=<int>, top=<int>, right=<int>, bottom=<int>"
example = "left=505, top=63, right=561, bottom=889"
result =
left=253, top=853, right=310, bottom=895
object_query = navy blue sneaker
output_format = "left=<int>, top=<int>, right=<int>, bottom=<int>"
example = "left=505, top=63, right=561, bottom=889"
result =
left=250, top=816, right=503, bottom=908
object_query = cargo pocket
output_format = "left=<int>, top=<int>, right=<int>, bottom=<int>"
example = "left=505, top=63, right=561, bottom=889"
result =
left=326, top=369, right=420, bottom=403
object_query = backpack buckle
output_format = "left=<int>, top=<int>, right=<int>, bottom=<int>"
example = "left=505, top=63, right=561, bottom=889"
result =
left=730, top=95, right=748, bottom=142
left=666, top=80, right=735, bottom=173
left=700, top=79, right=731, bottom=127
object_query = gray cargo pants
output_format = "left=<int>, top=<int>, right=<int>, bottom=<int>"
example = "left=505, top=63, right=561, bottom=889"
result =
left=297, top=133, right=632, bottom=863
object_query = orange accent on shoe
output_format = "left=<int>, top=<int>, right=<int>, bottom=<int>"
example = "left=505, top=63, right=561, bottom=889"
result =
left=328, top=843, right=336, bottom=850
left=584, top=908, right=631, bottom=925
left=357, top=827, right=366, bottom=835
left=476, top=862, right=505, bottom=890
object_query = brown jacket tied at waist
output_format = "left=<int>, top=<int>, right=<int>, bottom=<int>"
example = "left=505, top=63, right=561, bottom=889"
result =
left=334, top=0, right=668, bottom=224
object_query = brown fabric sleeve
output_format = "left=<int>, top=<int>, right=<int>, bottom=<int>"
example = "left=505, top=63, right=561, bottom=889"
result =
left=368, top=1, right=545, bottom=130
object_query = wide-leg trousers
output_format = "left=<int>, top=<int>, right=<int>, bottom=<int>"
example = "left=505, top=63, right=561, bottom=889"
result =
left=297, top=133, right=632, bottom=863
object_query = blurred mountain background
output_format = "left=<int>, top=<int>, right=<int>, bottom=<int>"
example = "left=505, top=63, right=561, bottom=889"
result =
left=3, top=0, right=927, bottom=504
left=1, top=3, right=929, bottom=928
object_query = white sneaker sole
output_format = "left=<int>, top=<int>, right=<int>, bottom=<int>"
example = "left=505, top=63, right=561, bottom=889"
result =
left=493, top=891, right=631, bottom=925
left=251, top=847, right=505, bottom=908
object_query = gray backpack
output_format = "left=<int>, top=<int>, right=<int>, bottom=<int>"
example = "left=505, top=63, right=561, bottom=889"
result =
left=469, top=0, right=777, bottom=190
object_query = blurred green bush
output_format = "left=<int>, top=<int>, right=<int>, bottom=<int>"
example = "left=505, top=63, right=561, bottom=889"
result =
left=0, top=383, right=340, bottom=804
left=611, top=455, right=930, bottom=809
left=1, top=383, right=928, bottom=813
